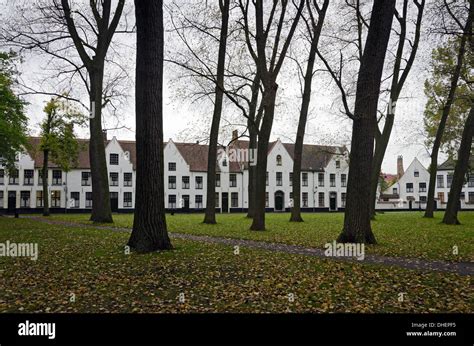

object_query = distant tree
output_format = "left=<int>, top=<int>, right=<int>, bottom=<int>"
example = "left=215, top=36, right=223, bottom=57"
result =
left=0, top=52, right=28, bottom=172
left=39, top=97, right=84, bottom=216
left=128, top=0, right=172, bottom=252
left=424, top=1, right=472, bottom=218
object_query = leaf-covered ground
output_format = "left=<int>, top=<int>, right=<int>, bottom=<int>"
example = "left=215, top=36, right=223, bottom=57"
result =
left=0, top=217, right=472, bottom=313
left=46, top=211, right=474, bottom=261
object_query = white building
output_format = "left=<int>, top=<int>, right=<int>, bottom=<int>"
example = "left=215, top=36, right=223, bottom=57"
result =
left=1, top=135, right=472, bottom=213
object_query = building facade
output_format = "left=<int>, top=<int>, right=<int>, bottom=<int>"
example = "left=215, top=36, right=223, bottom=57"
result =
left=1, top=136, right=472, bottom=213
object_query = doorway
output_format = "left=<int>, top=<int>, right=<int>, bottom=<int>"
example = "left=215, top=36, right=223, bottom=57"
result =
left=8, top=191, right=16, bottom=212
left=274, top=191, right=284, bottom=211
left=182, top=195, right=190, bottom=212
left=329, top=192, right=337, bottom=211
left=221, top=192, right=229, bottom=213
left=110, top=192, right=118, bottom=212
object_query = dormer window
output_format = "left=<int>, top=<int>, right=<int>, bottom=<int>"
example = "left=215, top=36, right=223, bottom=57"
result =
left=222, top=159, right=227, bottom=167
left=336, top=160, right=340, bottom=169
left=414, top=170, right=419, bottom=177
left=110, top=153, right=119, bottom=165
left=276, top=155, right=282, bottom=166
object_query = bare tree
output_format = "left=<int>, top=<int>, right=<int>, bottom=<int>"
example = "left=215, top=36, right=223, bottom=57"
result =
left=1, top=0, right=128, bottom=223
left=128, top=0, right=172, bottom=252
left=239, top=0, right=305, bottom=231
left=290, top=0, right=329, bottom=222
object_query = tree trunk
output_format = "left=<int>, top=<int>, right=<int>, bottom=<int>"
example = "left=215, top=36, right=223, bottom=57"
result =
left=42, top=149, right=49, bottom=216
left=442, top=105, right=474, bottom=225
left=246, top=127, right=257, bottom=218
left=251, top=85, right=277, bottom=231
left=89, top=69, right=113, bottom=223
left=204, top=0, right=230, bottom=225
left=128, top=0, right=172, bottom=252
left=290, top=0, right=328, bottom=222
left=425, top=5, right=471, bottom=218
left=338, top=0, right=396, bottom=244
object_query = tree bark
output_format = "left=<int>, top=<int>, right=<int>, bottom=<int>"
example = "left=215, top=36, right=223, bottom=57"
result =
left=290, top=0, right=329, bottom=222
left=42, top=149, right=50, bottom=216
left=89, top=69, right=113, bottom=223
left=337, top=0, right=396, bottom=244
left=442, top=104, right=474, bottom=224
left=425, top=7, right=471, bottom=218
left=204, top=0, right=230, bottom=225
left=128, top=0, right=172, bottom=252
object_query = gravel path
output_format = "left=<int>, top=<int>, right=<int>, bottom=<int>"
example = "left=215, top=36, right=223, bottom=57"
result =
left=21, top=216, right=474, bottom=276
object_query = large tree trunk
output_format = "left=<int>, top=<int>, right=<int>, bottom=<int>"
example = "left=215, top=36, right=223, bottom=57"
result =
left=128, top=0, right=172, bottom=252
left=425, top=6, right=471, bottom=218
left=42, top=149, right=49, bottom=216
left=204, top=0, right=230, bottom=225
left=246, top=126, right=257, bottom=218
left=290, top=0, right=329, bottom=223
left=442, top=105, right=474, bottom=224
left=250, top=85, right=277, bottom=231
left=89, top=69, right=113, bottom=223
left=337, top=0, right=395, bottom=244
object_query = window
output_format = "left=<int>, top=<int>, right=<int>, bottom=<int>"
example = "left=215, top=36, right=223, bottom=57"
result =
left=110, top=153, right=119, bottom=165
left=52, top=170, right=62, bottom=185
left=406, top=183, right=413, bottom=193
left=168, top=162, right=176, bottom=171
left=230, top=174, right=237, bottom=187
left=341, top=193, right=346, bottom=208
left=276, top=155, right=282, bottom=166
left=85, top=192, right=93, bottom=208
left=109, top=172, right=119, bottom=186
left=330, top=174, right=336, bottom=187
left=419, top=196, right=427, bottom=203
left=318, top=173, right=324, bottom=187
left=469, top=192, right=474, bottom=203
left=168, top=195, right=176, bottom=209
left=289, top=172, right=293, bottom=186
left=123, top=173, right=132, bottom=187
left=318, top=192, right=325, bottom=207
left=265, top=192, right=269, bottom=207
left=168, top=176, right=176, bottom=189
left=419, top=182, right=426, bottom=192
left=195, top=195, right=203, bottom=208
left=0, top=169, right=4, bottom=184
left=437, top=175, right=444, bottom=188
left=182, top=176, right=190, bottom=189
left=70, top=192, right=80, bottom=208
left=231, top=192, right=238, bottom=208
left=51, top=191, right=61, bottom=207
left=276, top=172, right=282, bottom=186
left=38, top=170, right=48, bottom=185
left=222, top=158, right=227, bottom=167
left=437, top=192, right=445, bottom=203
left=266, top=172, right=269, bottom=186
left=302, top=192, right=308, bottom=207
left=36, top=191, right=43, bottom=207
left=414, top=170, right=419, bottom=177
left=341, top=174, right=347, bottom=187
left=302, top=173, right=308, bottom=187
left=23, top=170, right=34, bottom=185
left=0, top=191, right=3, bottom=208
left=124, top=192, right=132, bottom=207
left=9, top=169, right=19, bottom=185
left=468, top=175, right=474, bottom=187
left=447, top=174, right=453, bottom=188
left=20, top=191, right=30, bottom=208
left=215, top=192, right=219, bottom=208
left=215, top=174, right=221, bottom=187
left=336, top=160, right=340, bottom=169
left=195, top=176, right=203, bottom=189
left=393, top=187, right=398, bottom=194
left=81, top=172, right=91, bottom=186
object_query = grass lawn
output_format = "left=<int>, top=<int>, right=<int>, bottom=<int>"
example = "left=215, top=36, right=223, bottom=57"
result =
left=0, top=217, right=472, bottom=313
left=46, top=211, right=474, bottom=262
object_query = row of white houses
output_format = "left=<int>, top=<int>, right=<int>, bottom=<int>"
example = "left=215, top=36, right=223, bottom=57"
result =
left=1, top=135, right=473, bottom=213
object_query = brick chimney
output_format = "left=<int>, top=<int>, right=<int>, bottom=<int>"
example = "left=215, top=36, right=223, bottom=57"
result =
left=397, top=155, right=404, bottom=178
left=232, top=130, right=238, bottom=142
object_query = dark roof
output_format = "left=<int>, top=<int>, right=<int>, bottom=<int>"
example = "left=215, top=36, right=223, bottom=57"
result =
left=24, top=137, right=346, bottom=173
left=438, top=156, right=474, bottom=171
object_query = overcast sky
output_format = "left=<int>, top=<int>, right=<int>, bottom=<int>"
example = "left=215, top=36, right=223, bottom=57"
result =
left=1, top=0, right=444, bottom=174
